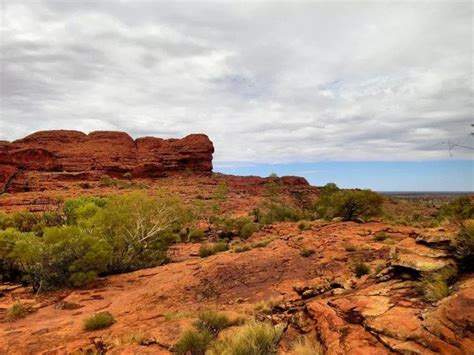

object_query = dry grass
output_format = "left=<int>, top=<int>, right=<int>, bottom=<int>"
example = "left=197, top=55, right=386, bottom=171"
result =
left=207, top=321, right=283, bottom=355
left=6, top=302, right=28, bottom=321
left=290, top=334, right=323, bottom=355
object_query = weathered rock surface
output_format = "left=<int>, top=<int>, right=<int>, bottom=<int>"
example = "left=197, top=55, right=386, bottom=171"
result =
left=1, top=221, right=471, bottom=354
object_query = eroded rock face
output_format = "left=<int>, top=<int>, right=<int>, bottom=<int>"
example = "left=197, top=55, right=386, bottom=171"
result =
left=0, top=130, right=214, bottom=189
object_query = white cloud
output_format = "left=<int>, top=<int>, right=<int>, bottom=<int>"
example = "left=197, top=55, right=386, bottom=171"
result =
left=0, top=0, right=472, bottom=162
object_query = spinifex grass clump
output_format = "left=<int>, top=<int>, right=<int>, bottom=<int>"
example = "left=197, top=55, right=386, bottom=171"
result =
left=199, top=242, right=229, bottom=258
left=83, top=311, right=116, bottom=331
left=194, top=310, right=233, bottom=336
left=6, top=302, right=28, bottom=321
left=354, top=261, right=370, bottom=278
left=207, top=321, right=283, bottom=355
left=175, top=329, right=213, bottom=355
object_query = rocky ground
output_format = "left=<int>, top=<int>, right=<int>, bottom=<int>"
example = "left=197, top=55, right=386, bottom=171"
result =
left=1, top=131, right=472, bottom=354
left=1, top=221, right=472, bottom=354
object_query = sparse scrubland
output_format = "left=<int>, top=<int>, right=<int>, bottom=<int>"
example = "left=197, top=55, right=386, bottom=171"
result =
left=1, top=176, right=473, bottom=354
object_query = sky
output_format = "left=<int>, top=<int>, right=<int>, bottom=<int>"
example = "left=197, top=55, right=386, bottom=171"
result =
left=0, top=1, right=472, bottom=190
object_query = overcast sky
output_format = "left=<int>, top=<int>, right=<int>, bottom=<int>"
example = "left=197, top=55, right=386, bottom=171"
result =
left=1, top=0, right=472, bottom=165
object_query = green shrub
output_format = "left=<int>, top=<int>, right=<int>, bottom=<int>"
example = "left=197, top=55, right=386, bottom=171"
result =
left=208, top=321, right=282, bottom=355
left=2, top=192, right=192, bottom=289
left=79, top=182, right=92, bottom=189
left=438, top=196, right=474, bottom=221
left=251, top=238, right=274, bottom=248
left=195, top=310, right=232, bottom=336
left=233, top=217, right=253, bottom=232
left=455, top=220, right=474, bottom=270
left=87, top=192, right=189, bottom=273
left=259, top=203, right=304, bottom=224
left=233, top=244, right=251, bottom=253
left=0, top=228, right=27, bottom=282
left=354, top=261, right=370, bottom=278
left=213, top=241, right=229, bottom=253
left=300, top=248, right=315, bottom=257
left=63, top=196, right=107, bottom=225
left=254, top=298, right=280, bottom=314
left=12, top=212, right=39, bottom=232
left=99, top=175, right=114, bottom=187
left=6, top=302, right=28, bottom=321
left=315, top=184, right=383, bottom=221
left=189, top=229, right=205, bottom=242
left=83, top=311, right=116, bottom=331
left=421, top=265, right=457, bottom=301
left=199, top=242, right=228, bottom=258
left=175, top=329, right=212, bottom=355
left=297, top=220, right=311, bottom=231
left=240, top=222, right=259, bottom=239
left=422, top=278, right=449, bottom=302
left=374, top=232, right=388, bottom=241
left=11, top=226, right=112, bottom=290
left=0, top=213, right=13, bottom=230
left=199, top=244, right=215, bottom=258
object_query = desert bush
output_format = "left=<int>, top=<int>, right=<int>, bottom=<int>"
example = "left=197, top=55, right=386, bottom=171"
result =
left=175, top=329, right=212, bottom=355
left=189, top=229, right=205, bottom=242
left=12, top=211, right=39, bottom=233
left=233, top=244, right=252, bottom=253
left=43, top=212, right=63, bottom=227
left=259, top=203, right=304, bottom=225
left=251, top=238, right=274, bottom=248
left=344, top=243, right=357, bottom=252
left=422, top=279, right=449, bottom=302
left=83, top=311, right=115, bottom=331
left=438, top=196, right=474, bottom=221
left=208, top=321, right=282, bottom=355
left=297, top=220, right=311, bottom=231
left=0, top=212, right=13, bottom=230
left=6, top=302, right=28, bottom=321
left=232, top=217, right=253, bottom=232
left=254, top=298, right=280, bottom=314
left=86, top=192, right=189, bottom=273
left=421, top=265, right=457, bottom=301
left=199, top=244, right=215, bottom=258
left=290, top=334, right=323, bottom=355
left=79, top=181, right=92, bottom=189
left=212, top=241, right=229, bottom=253
left=123, top=172, right=133, bottom=180
left=315, top=184, right=383, bottom=221
left=99, top=175, right=114, bottom=187
left=374, top=232, right=388, bottom=241
left=0, top=228, right=27, bottom=282
left=240, top=222, right=259, bottom=239
left=455, top=220, right=474, bottom=270
left=300, top=248, right=315, bottom=257
left=354, top=261, right=370, bottom=278
left=195, top=310, right=232, bottom=336
left=63, top=196, right=107, bottom=225
left=199, top=242, right=228, bottom=258
left=11, top=226, right=112, bottom=290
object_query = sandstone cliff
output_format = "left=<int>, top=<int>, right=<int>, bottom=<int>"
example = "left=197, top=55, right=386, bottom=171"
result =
left=0, top=130, right=214, bottom=191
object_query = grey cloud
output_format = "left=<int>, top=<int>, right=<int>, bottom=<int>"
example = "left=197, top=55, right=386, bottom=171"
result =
left=0, top=1, right=472, bottom=162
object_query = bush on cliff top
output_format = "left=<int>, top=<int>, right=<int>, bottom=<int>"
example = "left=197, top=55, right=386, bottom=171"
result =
left=315, top=183, right=383, bottom=221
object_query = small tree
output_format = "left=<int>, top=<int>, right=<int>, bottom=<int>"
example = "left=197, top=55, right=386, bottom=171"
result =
left=315, top=184, right=383, bottom=221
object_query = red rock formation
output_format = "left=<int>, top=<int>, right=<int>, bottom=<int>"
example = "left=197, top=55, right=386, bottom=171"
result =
left=0, top=130, right=214, bottom=190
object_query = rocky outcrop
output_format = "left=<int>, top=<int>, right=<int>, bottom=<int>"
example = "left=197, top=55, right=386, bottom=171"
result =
left=0, top=130, right=214, bottom=191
